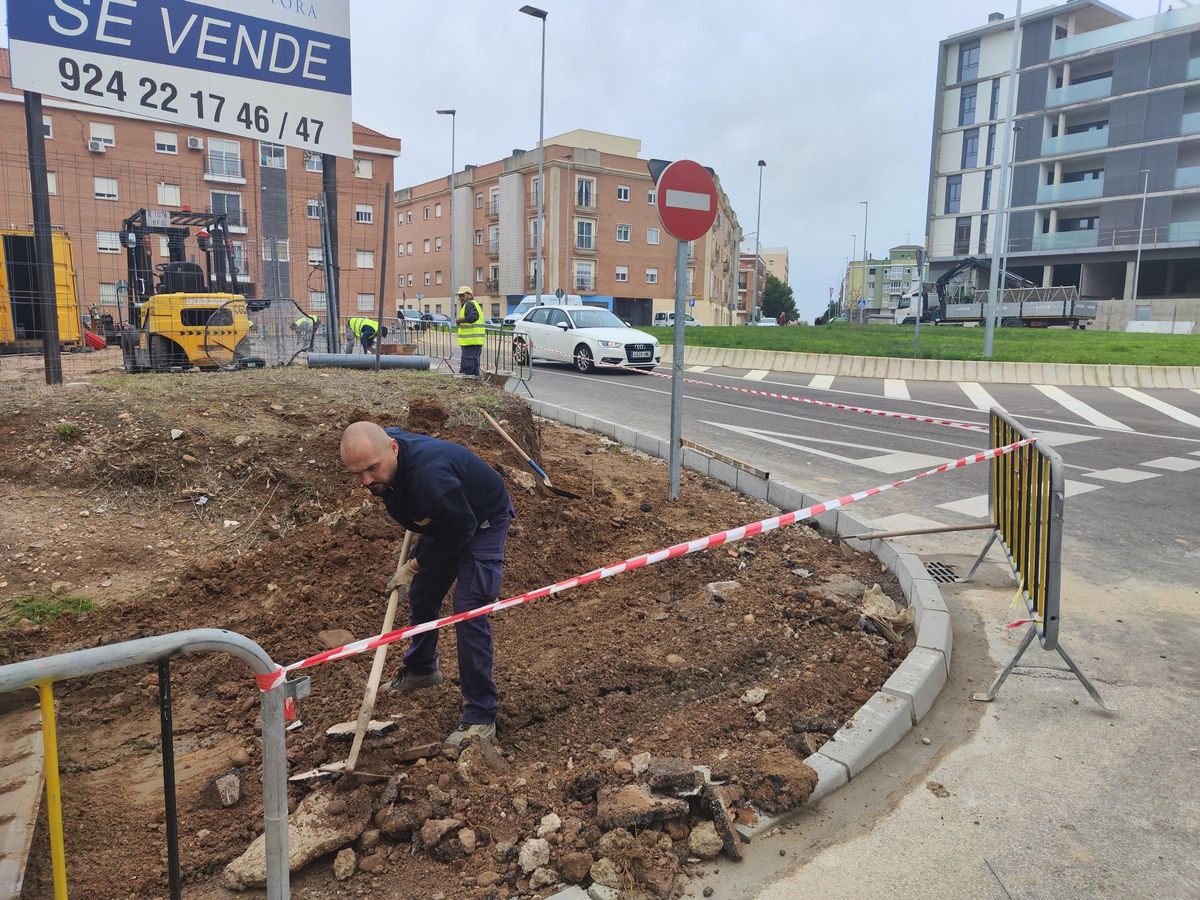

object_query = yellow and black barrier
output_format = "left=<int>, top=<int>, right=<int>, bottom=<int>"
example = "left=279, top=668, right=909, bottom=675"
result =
left=968, top=408, right=1114, bottom=710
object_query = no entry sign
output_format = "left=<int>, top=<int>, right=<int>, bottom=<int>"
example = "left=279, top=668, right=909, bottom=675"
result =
left=655, top=159, right=718, bottom=242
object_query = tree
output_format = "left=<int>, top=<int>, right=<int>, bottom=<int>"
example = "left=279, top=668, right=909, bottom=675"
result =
left=761, top=273, right=798, bottom=321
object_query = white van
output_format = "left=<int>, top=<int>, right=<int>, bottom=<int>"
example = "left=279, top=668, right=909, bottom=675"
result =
left=653, top=311, right=701, bottom=327
left=504, top=293, right=583, bottom=326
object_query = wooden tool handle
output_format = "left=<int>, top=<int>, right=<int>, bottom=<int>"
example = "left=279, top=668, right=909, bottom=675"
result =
left=481, top=409, right=535, bottom=465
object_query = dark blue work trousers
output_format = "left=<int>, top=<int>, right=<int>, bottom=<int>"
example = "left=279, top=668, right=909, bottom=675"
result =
left=459, top=344, right=482, bottom=377
left=402, top=510, right=512, bottom=724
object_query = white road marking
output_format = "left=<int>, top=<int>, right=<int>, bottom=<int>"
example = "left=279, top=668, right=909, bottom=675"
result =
left=1033, top=385, right=1131, bottom=431
left=1065, top=480, right=1104, bottom=498
left=938, top=495, right=989, bottom=518
left=702, top=421, right=951, bottom=474
left=1029, top=430, right=1101, bottom=447
left=685, top=365, right=711, bottom=373
left=1082, top=467, right=1161, bottom=484
left=884, top=379, right=910, bottom=400
left=1141, top=456, right=1200, bottom=472
left=808, top=375, right=834, bottom=390
left=745, top=369, right=771, bottom=381
left=959, top=382, right=1004, bottom=412
left=1112, top=387, right=1200, bottom=428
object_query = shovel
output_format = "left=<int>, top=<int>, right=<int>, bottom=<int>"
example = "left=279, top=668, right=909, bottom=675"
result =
left=480, top=409, right=581, bottom=500
left=343, top=529, right=414, bottom=774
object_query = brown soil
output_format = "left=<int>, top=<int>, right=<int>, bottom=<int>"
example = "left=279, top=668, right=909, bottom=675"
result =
left=0, top=369, right=907, bottom=899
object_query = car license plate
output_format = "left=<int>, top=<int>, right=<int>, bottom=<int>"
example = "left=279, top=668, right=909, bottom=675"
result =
left=630, top=350, right=651, bottom=360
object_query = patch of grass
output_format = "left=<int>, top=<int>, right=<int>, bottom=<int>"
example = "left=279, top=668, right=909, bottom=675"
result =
left=52, top=422, right=88, bottom=441
left=644, top=324, right=1200, bottom=366
left=2, top=593, right=97, bottom=627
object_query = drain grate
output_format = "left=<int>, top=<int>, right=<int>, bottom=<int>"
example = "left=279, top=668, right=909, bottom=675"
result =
left=925, top=561, right=960, bottom=584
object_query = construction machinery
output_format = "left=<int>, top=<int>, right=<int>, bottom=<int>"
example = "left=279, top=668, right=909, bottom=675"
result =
left=0, top=228, right=82, bottom=351
left=895, top=256, right=1097, bottom=328
left=119, top=209, right=266, bottom=372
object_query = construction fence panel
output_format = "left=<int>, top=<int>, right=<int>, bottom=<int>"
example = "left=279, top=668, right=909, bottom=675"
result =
left=483, top=324, right=532, bottom=392
left=415, top=322, right=455, bottom=371
left=989, top=408, right=1063, bottom=650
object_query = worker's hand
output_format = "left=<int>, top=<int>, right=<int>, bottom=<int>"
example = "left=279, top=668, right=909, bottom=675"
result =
left=386, top=559, right=419, bottom=595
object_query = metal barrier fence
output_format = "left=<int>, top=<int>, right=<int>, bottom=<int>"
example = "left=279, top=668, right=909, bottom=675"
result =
left=483, top=324, right=532, bottom=395
left=415, top=322, right=455, bottom=372
left=203, top=297, right=331, bottom=370
left=967, top=408, right=1113, bottom=710
left=0, top=630, right=307, bottom=899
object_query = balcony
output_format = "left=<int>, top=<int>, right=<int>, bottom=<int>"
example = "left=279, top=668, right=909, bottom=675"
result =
left=487, top=199, right=500, bottom=217
left=1041, top=128, right=1109, bottom=156
left=1168, top=221, right=1200, bottom=242
left=484, top=279, right=500, bottom=293
left=204, top=155, right=245, bottom=181
left=487, top=239, right=500, bottom=256
left=1036, top=177, right=1105, bottom=203
left=1032, top=230, right=1099, bottom=251
left=574, top=276, right=595, bottom=292
left=528, top=234, right=540, bottom=249
left=1051, top=5, right=1200, bottom=59
left=1177, top=167, right=1200, bottom=189
left=1045, top=77, right=1112, bottom=108
left=1183, top=112, right=1200, bottom=134
left=574, top=237, right=597, bottom=254
left=1189, top=58, right=1200, bottom=80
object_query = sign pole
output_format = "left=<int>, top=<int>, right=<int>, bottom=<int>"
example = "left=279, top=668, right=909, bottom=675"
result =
left=23, top=91, right=61, bottom=386
left=669, top=239, right=688, bottom=501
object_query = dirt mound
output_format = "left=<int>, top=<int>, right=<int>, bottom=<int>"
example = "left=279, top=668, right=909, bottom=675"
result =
left=1, top=369, right=908, bottom=899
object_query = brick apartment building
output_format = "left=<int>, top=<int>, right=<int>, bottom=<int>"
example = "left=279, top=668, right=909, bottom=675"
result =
left=737, top=253, right=768, bottom=321
left=392, top=130, right=743, bottom=326
left=0, top=48, right=401, bottom=330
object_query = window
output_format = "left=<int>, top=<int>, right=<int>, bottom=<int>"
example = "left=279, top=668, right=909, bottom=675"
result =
left=356, top=292, right=375, bottom=312
left=231, top=242, right=247, bottom=279
left=575, top=218, right=595, bottom=250
left=406, top=211, right=413, bottom=224
left=491, top=303, right=501, bottom=317
left=307, top=198, right=321, bottom=219
left=687, top=268, right=695, bottom=293
left=261, top=239, right=290, bottom=262
left=354, top=158, right=374, bottom=179
left=576, top=177, right=596, bottom=208
left=210, top=191, right=243, bottom=227
left=435, top=270, right=443, bottom=285
left=961, top=128, right=979, bottom=169
left=982, top=171, right=993, bottom=209
left=945, top=175, right=962, bottom=214
left=309, top=290, right=327, bottom=312
left=645, top=267, right=659, bottom=284
left=423, top=206, right=431, bottom=220
left=986, top=125, right=996, bottom=165
left=424, top=272, right=431, bottom=286
left=954, top=217, right=972, bottom=255
left=978, top=215, right=989, bottom=254
left=46, top=172, right=57, bottom=195
left=94, top=177, right=118, bottom=201
left=156, top=182, right=181, bottom=207
left=959, top=84, right=977, bottom=126
left=530, top=177, right=542, bottom=207
left=475, top=193, right=484, bottom=208
left=90, top=122, right=115, bottom=147
left=154, top=130, right=177, bottom=154
left=259, top=142, right=286, bottom=168
left=616, top=224, right=631, bottom=242
left=435, top=202, right=442, bottom=218
left=648, top=189, right=657, bottom=205
left=208, top=138, right=241, bottom=177
left=435, top=237, right=444, bottom=252
left=304, top=151, right=323, bottom=172
left=574, top=260, right=595, bottom=291
left=158, top=237, right=170, bottom=257
left=357, top=250, right=375, bottom=269
left=423, top=239, right=431, bottom=254
left=646, top=227, right=661, bottom=245
left=957, top=39, right=980, bottom=82
left=406, top=241, right=413, bottom=255
left=397, top=243, right=404, bottom=257
left=355, top=204, right=374, bottom=224
left=99, top=283, right=118, bottom=306
left=617, top=184, right=630, bottom=201
left=990, top=79, right=1001, bottom=119
left=408, top=274, right=414, bottom=286
left=474, top=229, right=484, bottom=246
left=475, top=266, right=484, bottom=283
left=615, top=265, right=629, bottom=282
left=96, top=231, right=121, bottom=253
left=488, top=226, right=499, bottom=252
left=42, top=116, right=53, bottom=140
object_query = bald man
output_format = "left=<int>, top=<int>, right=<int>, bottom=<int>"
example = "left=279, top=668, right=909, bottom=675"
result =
left=340, top=420, right=514, bottom=747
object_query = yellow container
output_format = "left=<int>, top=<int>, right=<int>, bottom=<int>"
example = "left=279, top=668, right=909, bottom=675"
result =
left=0, top=229, right=81, bottom=348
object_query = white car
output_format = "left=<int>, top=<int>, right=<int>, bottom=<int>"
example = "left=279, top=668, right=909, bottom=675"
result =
left=653, top=311, right=701, bottom=327
left=516, top=305, right=661, bottom=373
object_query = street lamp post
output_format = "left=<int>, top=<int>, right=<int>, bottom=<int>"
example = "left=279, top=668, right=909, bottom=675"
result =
left=752, top=160, right=765, bottom=321
left=520, top=5, right=548, bottom=300
left=859, top=200, right=869, bottom=264
left=436, top=109, right=456, bottom=297
left=1132, top=168, right=1151, bottom=315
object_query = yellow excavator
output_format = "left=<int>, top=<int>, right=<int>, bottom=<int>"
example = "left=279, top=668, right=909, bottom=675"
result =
left=119, top=209, right=266, bottom=372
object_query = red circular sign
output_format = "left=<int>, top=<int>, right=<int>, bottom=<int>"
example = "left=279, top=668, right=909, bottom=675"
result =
left=656, top=159, right=718, bottom=242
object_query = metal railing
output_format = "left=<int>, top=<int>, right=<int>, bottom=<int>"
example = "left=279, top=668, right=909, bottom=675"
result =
left=1007, top=221, right=1200, bottom=253
left=487, top=199, right=500, bottom=216
left=416, top=321, right=455, bottom=372
left=0, top=629, right=306, bottom=899
left=574, top=276, right=595, bottom=291
left=204, top=155, right=245, bottom=179
left=483, top=323, right=533, bottom=396
left=487, top=239, right=500, bottom=254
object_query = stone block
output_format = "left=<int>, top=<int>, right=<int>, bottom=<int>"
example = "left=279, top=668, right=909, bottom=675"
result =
left=882, top=647, right=948, bottom=723
left=816, top=692, right=912, bottom=779
left=681, top=447, right=711, bottom=477
left=766, top=479, right=807, bottom=513
left=708, top=458, right=737, bottom=488
left=614, top=425, right=637, bottom=448
left=915, top=607, right=953, bottom=673
left=803, top=752, right=850, bottom=805
left=735, top=468, right=769, bottom=501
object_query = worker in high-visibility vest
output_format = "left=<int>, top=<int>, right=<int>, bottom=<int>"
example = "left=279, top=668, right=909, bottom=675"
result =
left=345, top=317, right=387, bottom=354
left=292, top=314, right=318, bottom=346
left=454, top=286, right=485, bottom=376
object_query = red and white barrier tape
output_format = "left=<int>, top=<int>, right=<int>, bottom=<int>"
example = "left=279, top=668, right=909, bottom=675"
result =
left=255, top=437, right=1034, bottom=691
left=531, top=345, right=986, bottom=433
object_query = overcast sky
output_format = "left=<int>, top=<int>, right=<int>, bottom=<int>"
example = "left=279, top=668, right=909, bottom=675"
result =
left=2, top=0, right=1166, bottom=320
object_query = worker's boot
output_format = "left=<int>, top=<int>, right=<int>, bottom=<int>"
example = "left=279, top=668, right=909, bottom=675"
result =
left=383, top=666, right=444, bottom=694
left=443, top=722, right=497, bottom=749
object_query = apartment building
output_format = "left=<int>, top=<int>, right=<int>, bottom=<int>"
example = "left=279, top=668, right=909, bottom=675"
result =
left=737, top=253, right=767, bottom=322
left=843, top=245, right=922, bottom=315
left=758, top=247, right=790, bottom=286
left=928, top=3, right=1200, bottom=326
left=0, top=48, right=401, bottom=328
left=392, top=129, right=743, bottom=326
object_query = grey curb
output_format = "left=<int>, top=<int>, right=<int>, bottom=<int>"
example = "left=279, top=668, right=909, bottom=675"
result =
left=533, top=400, right=951, bottom=897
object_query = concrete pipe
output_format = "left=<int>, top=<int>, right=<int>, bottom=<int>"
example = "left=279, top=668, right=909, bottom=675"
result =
left=305, top=353, right=432, bottom=370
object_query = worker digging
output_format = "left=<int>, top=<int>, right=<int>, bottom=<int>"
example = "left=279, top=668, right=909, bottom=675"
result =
left=339, top=419, right=514, bottom=748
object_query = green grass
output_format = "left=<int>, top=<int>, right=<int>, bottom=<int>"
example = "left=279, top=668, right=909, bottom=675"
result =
left=2, top=593, right=97, bottom=627
left=643, top=325, right=1200, bottom=366
left=52, top=422, right=88, bottom=441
